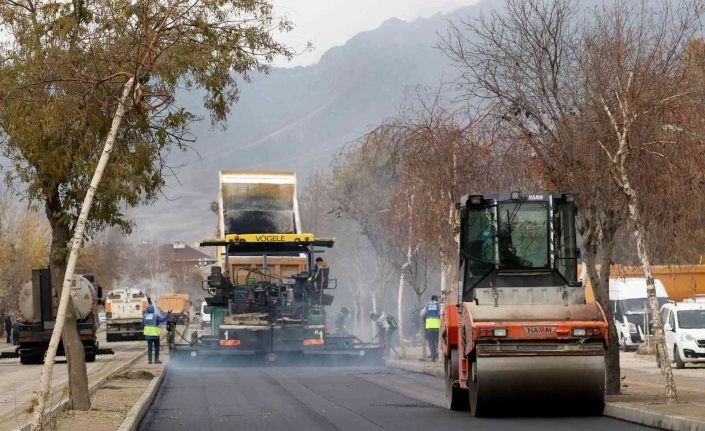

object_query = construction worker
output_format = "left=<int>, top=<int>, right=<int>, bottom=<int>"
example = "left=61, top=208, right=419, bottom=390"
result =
left=4, top=314, right=12, bottom=344
left=370, top=312, right=398, bottom=357
left=423, top=295, right=441, bottom=361
left=143, top=304, right=170, bottom=364
left=308, top=257, right=329, bottom=290
left=335, top=307, right=349, bottom=334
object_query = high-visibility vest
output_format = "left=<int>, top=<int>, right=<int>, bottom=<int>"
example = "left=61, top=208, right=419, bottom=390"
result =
left=425, top=301, right=441, bottom=329
left=143, top=313, right=160, bottom=337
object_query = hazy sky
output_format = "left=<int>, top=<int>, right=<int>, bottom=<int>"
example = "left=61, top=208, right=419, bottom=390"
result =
left=272, top=0, right=480, bottom=67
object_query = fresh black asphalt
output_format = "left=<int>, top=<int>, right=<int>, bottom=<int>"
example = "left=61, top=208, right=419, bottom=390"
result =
left=139, top=364, right=657, bottom=431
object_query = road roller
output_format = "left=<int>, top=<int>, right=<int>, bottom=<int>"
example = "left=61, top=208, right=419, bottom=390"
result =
left=441, top=192, right=608, bottom=416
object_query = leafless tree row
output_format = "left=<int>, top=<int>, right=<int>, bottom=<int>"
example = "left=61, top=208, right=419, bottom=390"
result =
left=304, top=0, right=705, bottom=401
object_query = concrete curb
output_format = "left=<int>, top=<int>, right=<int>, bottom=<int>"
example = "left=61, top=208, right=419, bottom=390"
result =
left=604, top=403, right=705, bottom=431
left=13, top=348, right=147, bottom=431
left=386, top=358, right=705, bottom=431
left=117, top=365, right=167, bottom=431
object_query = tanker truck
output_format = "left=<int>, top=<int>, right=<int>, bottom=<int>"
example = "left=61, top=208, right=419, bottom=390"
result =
left=12, top=269, right=107, bottom=364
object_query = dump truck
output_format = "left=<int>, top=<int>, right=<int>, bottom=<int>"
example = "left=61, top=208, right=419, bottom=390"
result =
left=158, top=293, right=190, bottom=324
left=105, top=288, right=149, bottom=342
left=583, top=264, right=705, bottom=302
left=4, top=269, right=113, bottom=364
left=169, top=170, right=382, bottom=361
left=442, top=192, right=608, bottom=416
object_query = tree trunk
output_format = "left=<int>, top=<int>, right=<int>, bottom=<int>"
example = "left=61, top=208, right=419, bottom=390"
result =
left=620, top=175, right=678, bottom=403
left=62, top=301, right=90, bottom=409
left=440, top=259, right=449, bottom=304
left=397, top=260, right=408, bottom=359
left=582, top=236, right=621, bottom=395
left=47, top=211, right=91, bottom=410
left=417, top=294, right=426, bottom=359
left=599, top=81, right=677, bottom=403
left=31, top=78, right=135, bottom=430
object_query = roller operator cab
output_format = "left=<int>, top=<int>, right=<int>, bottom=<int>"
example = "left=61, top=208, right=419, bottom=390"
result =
left=441, top=192, right=608, bottom=416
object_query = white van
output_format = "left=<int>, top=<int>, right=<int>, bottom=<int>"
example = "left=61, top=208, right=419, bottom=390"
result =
left=609, top=278, right=669, bottom=351
left=200, top=301, right=211, bottom=329
left=659, top=299, right=705, bottom=368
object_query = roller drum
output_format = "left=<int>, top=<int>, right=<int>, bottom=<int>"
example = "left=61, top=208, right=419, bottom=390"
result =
left=470, top=355, right=605, bottom=416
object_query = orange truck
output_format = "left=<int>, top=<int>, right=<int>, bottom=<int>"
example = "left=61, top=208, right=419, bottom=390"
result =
left=158, top=293, right=191, bottom=324
left=583, top=264, right=705, bottom=302
left=441, top=192, right=608, bottom=416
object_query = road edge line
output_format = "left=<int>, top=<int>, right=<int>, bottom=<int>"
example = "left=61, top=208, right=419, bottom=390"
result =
left=116, top=365, right=167, bottom=431
left=13, top=347, right=147, bottom=431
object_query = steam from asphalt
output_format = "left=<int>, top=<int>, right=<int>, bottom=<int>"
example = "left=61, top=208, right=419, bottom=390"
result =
left=113, top=273, right=174, bottom=299
left=166, top=322, right=386, bottom=371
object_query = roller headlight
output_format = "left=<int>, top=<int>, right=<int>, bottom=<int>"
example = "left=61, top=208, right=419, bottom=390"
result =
left=493, top=328, right=508, bottom=337
left=628, top=322, right=637, bottom=334
left=572, top=328, right=587, bottom=337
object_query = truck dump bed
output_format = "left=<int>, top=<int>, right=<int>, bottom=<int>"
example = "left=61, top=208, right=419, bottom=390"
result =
left=219, top=170, right=300, bottom=236
left=158, top=294, right=190, bottom=314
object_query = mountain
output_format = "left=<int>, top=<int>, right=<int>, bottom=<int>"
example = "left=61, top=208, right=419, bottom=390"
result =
left=129, top=2, right=491, bottom=242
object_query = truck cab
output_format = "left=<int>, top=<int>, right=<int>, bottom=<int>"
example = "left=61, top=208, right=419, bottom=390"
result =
left=609, top=278, right=669, bottom=351
left=105, top=288, right=148, bottom=342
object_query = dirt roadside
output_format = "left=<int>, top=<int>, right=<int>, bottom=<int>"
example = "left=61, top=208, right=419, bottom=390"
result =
left=606, top=351, right=705, bottom=423
left=51, top=362, right=165, bottom=431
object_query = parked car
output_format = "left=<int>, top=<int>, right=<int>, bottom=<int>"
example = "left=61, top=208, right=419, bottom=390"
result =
left=609, top=278, right=669, bottom=351
left=659, top=298, right=705, bottom=368
left=200, top=301, right=211, bottom=329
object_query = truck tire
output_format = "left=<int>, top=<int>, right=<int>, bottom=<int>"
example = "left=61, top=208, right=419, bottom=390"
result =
left=20, top=352, right=43, bottom=365
left=85, top=352, right=96, bottom=363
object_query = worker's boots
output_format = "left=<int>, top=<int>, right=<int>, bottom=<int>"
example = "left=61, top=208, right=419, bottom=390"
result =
left=154, top=359, right=162, bottom=364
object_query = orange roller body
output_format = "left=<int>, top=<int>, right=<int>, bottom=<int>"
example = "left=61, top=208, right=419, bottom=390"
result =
left=442, top=192, right=608, bottom=416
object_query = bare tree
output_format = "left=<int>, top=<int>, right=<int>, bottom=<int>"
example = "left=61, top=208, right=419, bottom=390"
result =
left=581, top=0, right=705, bottom=403
left=409, top=245, right=439, bottom=357
left=0, top=190, right=50, bottom=328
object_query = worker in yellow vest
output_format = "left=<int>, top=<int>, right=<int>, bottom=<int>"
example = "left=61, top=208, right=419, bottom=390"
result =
left=143, top=304, right=170, bottom=364
left=422, top=295, right=441, bottom=361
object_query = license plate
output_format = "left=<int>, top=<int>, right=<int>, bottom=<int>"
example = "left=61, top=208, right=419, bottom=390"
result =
left=523, top=326, right=556, bottom=335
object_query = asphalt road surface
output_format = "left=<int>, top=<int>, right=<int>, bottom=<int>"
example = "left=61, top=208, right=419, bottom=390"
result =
left=139, top=364, right=657, bottom=431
